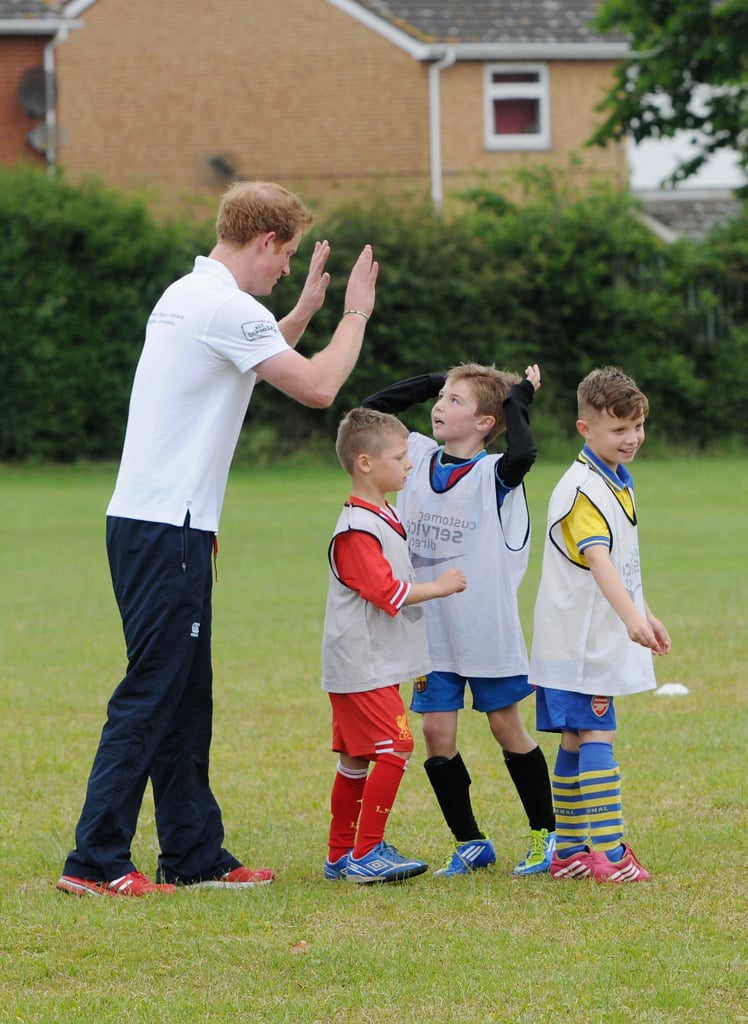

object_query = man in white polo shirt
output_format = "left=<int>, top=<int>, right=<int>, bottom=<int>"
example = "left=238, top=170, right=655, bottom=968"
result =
left=58, top=181, right=378, bottom=897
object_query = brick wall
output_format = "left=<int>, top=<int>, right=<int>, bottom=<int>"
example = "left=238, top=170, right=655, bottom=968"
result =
left=56, top=0, right=430, bottom=212
left=0, top=36, right=48, bottom=165
left=54, top=0, right=626, bottom=214
left=439, top=59, right=627, bottom=196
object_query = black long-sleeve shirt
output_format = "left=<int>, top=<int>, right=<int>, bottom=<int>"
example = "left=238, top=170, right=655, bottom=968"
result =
left=361, top=372, right=537, bottom=489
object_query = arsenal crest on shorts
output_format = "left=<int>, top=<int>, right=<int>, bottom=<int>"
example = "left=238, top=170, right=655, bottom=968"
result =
left=591, top=694, right=611, bottom=718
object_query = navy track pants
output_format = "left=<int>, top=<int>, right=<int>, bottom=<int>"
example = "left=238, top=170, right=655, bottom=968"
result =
left=62, top=515, right=240, bottom=882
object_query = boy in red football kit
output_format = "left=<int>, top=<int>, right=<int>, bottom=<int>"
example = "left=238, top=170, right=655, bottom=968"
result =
left=321, top=408, right=466, bottom=882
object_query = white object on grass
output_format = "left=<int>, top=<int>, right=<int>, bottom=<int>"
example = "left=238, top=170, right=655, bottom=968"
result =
left=654, top=683, right=690, bottom=697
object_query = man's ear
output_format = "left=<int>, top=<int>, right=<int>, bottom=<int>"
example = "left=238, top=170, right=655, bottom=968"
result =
left=247, top=231, right=276, bottom=255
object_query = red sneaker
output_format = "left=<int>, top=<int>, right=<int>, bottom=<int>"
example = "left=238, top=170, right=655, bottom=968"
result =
left=549, top=848, right=593, bottom=880
left=191, top=865, right=275, bottom=888
left=57, top=871, right=177, bottom=897
left=589, top=844, right=650, bottom=882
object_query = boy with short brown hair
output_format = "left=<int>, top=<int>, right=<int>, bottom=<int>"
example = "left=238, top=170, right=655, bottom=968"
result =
left=530, top=366, right=671, bottom=882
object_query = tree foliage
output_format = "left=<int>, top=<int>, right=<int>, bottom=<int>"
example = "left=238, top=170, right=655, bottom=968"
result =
left=590, top=0, right=748, bottom=187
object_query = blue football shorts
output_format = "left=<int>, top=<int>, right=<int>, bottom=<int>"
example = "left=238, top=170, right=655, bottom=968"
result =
left=535, top=685, right=617, bottom=733
left=410, top=670, right=532, bottom=714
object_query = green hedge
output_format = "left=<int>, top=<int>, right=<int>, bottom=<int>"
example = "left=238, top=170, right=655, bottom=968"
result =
left=0, top=167, right=209, bottom=460
left=1, top=165, right=745, bottom=462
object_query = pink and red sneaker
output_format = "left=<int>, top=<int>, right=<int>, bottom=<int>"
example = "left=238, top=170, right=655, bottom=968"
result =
left=549, top=848, right=593, bottom=880
left=589, top=844, right=650, bottom=882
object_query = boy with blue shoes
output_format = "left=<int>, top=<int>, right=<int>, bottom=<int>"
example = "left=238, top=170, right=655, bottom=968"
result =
left=321, top=407, right=466, bottom=882
left=363, top=362, right=556, bottom=877
left=530, top=366, right=671, bottom=882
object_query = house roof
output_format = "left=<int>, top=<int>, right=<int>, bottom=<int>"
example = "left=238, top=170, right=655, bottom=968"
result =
left=50, top=2, right=626, bottom=56
left=328, top=0, right=628, bottom=56
left=0, top=0, right=76, bottom=30
left=638, top=190, right=744, bottom=242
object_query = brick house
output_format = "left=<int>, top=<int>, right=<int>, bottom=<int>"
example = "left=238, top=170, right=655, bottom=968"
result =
left=0, top=0, right=79, bottom=168
left=50, top=0, right=629, bottom=211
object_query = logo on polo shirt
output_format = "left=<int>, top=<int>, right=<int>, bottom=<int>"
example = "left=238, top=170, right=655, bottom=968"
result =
left=191, top=622, right=200, bottom=638
left=241, top=319, right=277, bottom=342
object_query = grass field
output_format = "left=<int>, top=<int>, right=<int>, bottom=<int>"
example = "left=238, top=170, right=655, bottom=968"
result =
left=0, top=456, right=746, bottom=1023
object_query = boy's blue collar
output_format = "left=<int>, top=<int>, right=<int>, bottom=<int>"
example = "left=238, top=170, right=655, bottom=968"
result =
left=579, top=445, right=633, bottom=489
left=437, top=447, right=486, bottom=467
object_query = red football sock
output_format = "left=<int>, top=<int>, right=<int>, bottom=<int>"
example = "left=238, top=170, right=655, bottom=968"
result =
left=328, top=763, right=367, bottom=862
left=353, top=752, right=407, bottom=858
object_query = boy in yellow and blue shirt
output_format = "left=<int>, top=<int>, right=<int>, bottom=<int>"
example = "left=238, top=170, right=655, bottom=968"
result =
left=530, top=366, right=671, bottom=882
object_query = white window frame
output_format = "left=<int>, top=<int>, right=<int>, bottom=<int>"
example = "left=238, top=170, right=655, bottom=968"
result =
left=483, top=63, right=551, bottom=151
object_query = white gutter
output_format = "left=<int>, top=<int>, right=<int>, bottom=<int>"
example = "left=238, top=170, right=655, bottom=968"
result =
left=421, top=42, right=629, bottom=61
left=63, top=0, right=98, bottom=14
left=0, top=20, right=78, bottom=33
left=429, top=46, right=457, bottom=212
left=43, top=26, right=72, bottom=175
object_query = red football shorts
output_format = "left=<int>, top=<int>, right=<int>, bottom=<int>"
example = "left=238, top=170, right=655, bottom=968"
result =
left=328, top=685, right=414, bottom=759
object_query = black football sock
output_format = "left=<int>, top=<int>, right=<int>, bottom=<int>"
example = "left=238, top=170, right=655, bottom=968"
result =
left=424, top=752, right=485, bottom=843
left=503, top=745, right=556, bottom=833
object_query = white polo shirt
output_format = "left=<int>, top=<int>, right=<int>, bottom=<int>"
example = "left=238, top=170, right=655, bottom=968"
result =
left=107, top=256, right=290, bottom=531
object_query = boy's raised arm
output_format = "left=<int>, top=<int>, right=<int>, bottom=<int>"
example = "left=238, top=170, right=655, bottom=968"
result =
left=498, top=377, right=538, bottom=487
left=362, top=372, right=446, bottom=414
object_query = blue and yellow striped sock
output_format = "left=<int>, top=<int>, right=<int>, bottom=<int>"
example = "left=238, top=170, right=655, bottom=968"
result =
left=551, top=745, right=588, bottom=857
left=578, top=741, right=624, bottom=861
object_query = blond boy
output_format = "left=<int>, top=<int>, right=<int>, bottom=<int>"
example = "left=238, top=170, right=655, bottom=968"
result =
left=322, top=408, right=466, bottom=882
